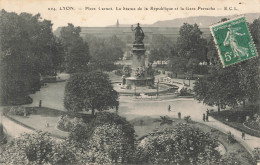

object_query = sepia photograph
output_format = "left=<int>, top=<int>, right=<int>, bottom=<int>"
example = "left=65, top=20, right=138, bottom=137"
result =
left=0, top=0, right=260, bottom=164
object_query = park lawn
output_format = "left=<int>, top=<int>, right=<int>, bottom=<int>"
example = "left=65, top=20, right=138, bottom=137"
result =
left=210, top=110, right=260, bottom=137
left=6, top=107, right=69, bottom=139
left=130, top=116, right=254, bottom=165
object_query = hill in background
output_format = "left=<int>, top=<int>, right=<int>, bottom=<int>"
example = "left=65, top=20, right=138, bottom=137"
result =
left=108, top=13, right=260, bottom=28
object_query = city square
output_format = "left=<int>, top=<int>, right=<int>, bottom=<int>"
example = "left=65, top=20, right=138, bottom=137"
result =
left=0, top=1, right=260, bottom=164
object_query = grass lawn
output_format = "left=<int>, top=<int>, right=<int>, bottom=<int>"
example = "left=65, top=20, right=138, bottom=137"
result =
left=210, top=109, right=260, bottom=137
left=6, top=107, right=69, bottom=139
left=129, top=116, right=254, bottom=165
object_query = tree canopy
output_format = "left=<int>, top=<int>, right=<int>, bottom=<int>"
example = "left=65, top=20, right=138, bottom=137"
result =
left=149, top=34, right=173, bottom=64
left=0, top=10, right=64, bottom=105
left=0, top=132, right=76, bottom=164
left=134, top=123, right=220, bottom=164
left=60, top=24, right=90, bottom=73
left=194, top=18, right=260, bottom=111
left=84, top=34, right=125, bottom=72
left=64, top=71, right=119, bottom=115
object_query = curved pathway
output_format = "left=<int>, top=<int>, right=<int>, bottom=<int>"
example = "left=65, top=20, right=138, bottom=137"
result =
left=2, top=73, right=259, bottom=154
left=0, top=107, right=34, bottom=137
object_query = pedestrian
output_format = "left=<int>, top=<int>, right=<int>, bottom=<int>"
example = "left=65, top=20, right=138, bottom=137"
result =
left=39, top=100, right=42, bottom=108
left=206, top=114, right=209, bottom=122
left=168, top=105, right=171, bottom=112
left=203, top=113, right=205, bottom=122
left=206, top=109, right=209, bottom=116
left=178, top=112, right=181, bottom=119
left=242, top=132, right=246, bottom=140
left=116, top=106, right=118, bottom=113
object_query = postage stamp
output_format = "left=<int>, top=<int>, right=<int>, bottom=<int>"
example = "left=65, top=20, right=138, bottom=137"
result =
left=209, top=16, right=258, bottom=68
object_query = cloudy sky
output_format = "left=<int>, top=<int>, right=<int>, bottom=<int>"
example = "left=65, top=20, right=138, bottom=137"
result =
left=1, top=0, right=260, bottom=30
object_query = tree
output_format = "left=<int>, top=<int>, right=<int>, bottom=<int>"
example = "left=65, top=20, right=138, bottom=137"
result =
left=0, top=132, right=76, bottom=164
left=194, top=64, right=245, bottom=112
left=194, top=18, right=260, bottom=111
left=64, top=72, right=119, bottom=115
left=149, top=34, right=173, bottom=64
left=60, top=24, right=90, bottom=73
left=168, top=54, right=188, bottom=78
left=85, top=35, right=125, bottom=72
left=68, top=112, right=135, bottom=164
left=50, top=36, right=65, bottom=76
left=0, top=10, right=58, bottom=105
left=84, top=123, right=134, bottom=164
left=134, top=123, right=220, bottom=164
left=171, top=23, right=208, bottom=75
left=105, top=35, right=125, bottom=61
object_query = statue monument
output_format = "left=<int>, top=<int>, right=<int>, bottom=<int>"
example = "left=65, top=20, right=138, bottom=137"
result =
left=125, top=23, right=154, bottom=87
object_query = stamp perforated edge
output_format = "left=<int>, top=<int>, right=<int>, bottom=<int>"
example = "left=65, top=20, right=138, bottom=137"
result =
left=209, top=15, right=259, bottom=68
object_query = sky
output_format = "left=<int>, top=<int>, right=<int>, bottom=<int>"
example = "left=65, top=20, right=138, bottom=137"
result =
left=1, top=0, right=260, bottom=30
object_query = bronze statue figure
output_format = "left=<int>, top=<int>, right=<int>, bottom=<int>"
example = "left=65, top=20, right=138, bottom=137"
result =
left=131, top=23, right=145, bottom=44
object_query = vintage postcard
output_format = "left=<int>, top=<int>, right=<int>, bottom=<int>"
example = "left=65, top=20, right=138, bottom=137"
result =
left=0, top=0, right=260, bottom=164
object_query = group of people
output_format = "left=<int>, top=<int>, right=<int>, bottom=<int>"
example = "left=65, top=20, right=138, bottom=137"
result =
left=168, top=105, right=181, bottom=119
left=203, top=109, right=210, bottom=122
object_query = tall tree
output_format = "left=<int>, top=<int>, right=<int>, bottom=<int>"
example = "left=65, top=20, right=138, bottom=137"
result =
left=194, top=64, right=245, bottom=112
left=149, top=34, right=173, bottom=64
left=0, top=10, right=57, bottom=105
left=173, top=23, right=208, bottom=75
left=194, top=18, right=260, bottom=111
left=49, top=36, right=65, bottom=76
left=168, top=53, right=188, bottom=77
left=85, top=35, right=124, bottom=72
left=64, top=71, right=119, bottom=115
left=60, top=24, right=90, bottom=73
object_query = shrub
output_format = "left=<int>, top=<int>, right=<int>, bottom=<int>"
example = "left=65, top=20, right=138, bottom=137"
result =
left=227, top=131, right=236, bottom=144
left=84, top=123, right=134, bottom=164
left=126, top=84, right=132, bottom=89
left=0, top=132, right=77, bottom=164
left=50, top=141, right=76, bottom=165
left=57, top=115, right=85, bottom=132
left=92, top=112, right=135, bottom=144
left=8, top=106, right=30, bottom=116
left=211, top=110, right=256, bottom=123
left=114, top=69, right=123, bottom=76
left=134, top=123, right=220, bottom=164
left=184, top=115, right=192, bottom=123
left=179, top=87, right=193, bottom=96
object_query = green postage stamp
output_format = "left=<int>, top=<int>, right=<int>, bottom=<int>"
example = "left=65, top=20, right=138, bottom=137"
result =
left=209, top=16, right=258, bottom=68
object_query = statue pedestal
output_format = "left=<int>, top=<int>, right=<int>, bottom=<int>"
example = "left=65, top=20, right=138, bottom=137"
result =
left=126, top=43, right=154, bottom=87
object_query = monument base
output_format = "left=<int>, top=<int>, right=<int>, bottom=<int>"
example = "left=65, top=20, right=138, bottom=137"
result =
left=126, top=77, right=154, bottom=87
